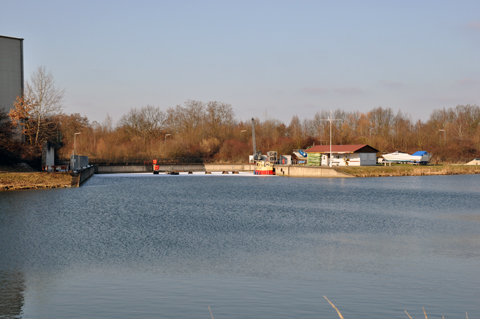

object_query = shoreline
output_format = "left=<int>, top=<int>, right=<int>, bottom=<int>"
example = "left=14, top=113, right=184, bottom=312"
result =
left=1, top=164, right=480, bottom=191
left=0, top=172, right=75, bottom=192
left=335, top=164, right=480, bottom=177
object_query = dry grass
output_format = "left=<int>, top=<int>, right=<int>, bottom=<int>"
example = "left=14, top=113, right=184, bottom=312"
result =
left=0, top=172, right=74, bottom=191
left=335, top=164, right=480, bottom=177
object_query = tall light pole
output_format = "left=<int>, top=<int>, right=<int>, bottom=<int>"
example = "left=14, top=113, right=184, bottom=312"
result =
left=164, top=134, right=171, bottom=157
left=320, top=111, right=342, bottom=167
left=240, top=129, right=247, bottom=144
left=73, top=132, right=81, bottom=170
left=439, top=129, right=446, bottom=142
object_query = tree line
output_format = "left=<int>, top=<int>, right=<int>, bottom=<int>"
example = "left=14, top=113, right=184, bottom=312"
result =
left=1, top=67, right=480, bottom=167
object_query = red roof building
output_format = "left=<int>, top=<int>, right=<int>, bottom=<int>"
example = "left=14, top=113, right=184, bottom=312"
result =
left=305, top=144, right=379, bottom=154
left=304, top=144, right=379, bottom=166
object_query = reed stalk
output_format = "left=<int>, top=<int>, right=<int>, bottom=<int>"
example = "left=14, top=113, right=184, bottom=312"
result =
left=324, top=296, right=345, bottom=319
left=208, top=306, right=214, bottom=319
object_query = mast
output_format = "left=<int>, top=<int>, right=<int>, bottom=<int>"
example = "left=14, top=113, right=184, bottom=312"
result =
left=251, top=118, right=260, bottom=160
left=251, top=118, right=256, bottom=155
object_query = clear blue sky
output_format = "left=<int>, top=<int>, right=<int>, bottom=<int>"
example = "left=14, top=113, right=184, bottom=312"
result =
left=2, top=0, right=479, bottom=125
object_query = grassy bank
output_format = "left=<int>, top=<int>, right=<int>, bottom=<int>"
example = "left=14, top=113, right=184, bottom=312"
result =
left=336, top=164, right=480, bottom=177
left=0, top=172, right=74, bottom=191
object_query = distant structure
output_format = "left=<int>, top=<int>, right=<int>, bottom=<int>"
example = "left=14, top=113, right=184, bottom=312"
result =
left=305, top=144, right=379, bottom=166
left=0, top=35, right=24, bottom=116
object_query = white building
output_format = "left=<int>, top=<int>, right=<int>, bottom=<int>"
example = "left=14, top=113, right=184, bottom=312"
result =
left=305, top=144, right=379, bottom=166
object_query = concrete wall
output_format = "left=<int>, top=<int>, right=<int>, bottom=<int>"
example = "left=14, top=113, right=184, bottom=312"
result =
left=96, top=165, right=152, bottom=174
left=156, top=164, right=205, bottom=172
left=0, top=36, right=23, bottom=116
left=274, top=165, right=353, bottom=178
left=71, top=155, right=89, bottom=170
left=78, top=166, right=95, bottom=186
left=205, top=164, right=255, bottom=172
left=96, top=163, right=352, bottom=177
left=97, top=164, right=256, bottom=174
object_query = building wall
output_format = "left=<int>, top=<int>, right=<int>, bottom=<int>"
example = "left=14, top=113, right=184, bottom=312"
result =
left=331, top=154, right=361, bottom=166
left=359, top=153, right=376, bottom=166
left=70, top=155, right=89, bottom=170
left=331, top=153, right=376, bottom=166
left=0, top=36, right=24, bottom=116
left=42, top=143, right=55, bottom=166
left=310, top=152, right=377, bottom=166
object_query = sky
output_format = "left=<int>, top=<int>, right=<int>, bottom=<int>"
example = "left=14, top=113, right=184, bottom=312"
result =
left=1, top=0, right=480, bottom=125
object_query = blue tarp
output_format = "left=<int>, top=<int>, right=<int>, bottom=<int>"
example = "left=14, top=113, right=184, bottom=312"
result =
left=412, top=151, right=428, bottom=156
left=298, top=149, right=307, bottom=157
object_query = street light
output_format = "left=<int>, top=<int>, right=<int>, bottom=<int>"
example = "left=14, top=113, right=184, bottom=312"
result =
left=439, top=129, right=446, bottom=142
left=74, top=132, right=81, bottom=156
left=73, top=132, right=81, bottom=170
left=240, top=129, right=247, bottom=142
left=320, top=110, right=342, bottom=167
left=164, top=134, right=171, bottom=157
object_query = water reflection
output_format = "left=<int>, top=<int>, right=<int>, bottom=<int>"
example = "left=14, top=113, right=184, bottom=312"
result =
left=1, top=174, right=479, bottom=318
left=0, top=271, right=25, bottom=318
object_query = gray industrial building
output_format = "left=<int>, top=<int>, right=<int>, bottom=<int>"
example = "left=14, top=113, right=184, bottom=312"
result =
left=0, top=35, right=24, bottom=116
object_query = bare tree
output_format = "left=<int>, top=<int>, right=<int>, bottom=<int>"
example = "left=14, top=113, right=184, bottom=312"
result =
left=0, top=108, right=14, bottom=145
left=205, top=101, right=235, bottom=139
left=139, top=105, right=166, bottom=140
left=119, top=107, right=142, bottom=137
left=8, top=96, right=36, bottom=144
left=25, top=66, right=65, bottom=145
left=118, top=105, right=166, bottom=153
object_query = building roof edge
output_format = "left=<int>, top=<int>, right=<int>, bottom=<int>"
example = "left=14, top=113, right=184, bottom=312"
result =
left=0, top=35, right=24, bottom=41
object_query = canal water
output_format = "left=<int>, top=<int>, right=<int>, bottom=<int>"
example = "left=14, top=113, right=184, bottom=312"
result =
left=1, top=173, right=479, bottom=318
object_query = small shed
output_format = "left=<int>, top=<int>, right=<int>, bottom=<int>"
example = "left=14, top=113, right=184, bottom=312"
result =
left=41, top=141, right=67, bottom=171
left=305, top=144, right=379, bottom=166
left=279, top=155, right=292, bottom=165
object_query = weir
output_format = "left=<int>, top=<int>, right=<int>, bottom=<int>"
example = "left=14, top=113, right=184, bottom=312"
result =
left=95, top=164, right=352, bottom=177
left=96, top=164, right=255, bottom=174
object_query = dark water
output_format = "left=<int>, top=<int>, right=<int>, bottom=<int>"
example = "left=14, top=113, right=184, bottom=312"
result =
left=1, top=173, right=480, bottom=318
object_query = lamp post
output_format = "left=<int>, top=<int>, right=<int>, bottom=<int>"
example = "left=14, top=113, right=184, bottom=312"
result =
left=439, top=129, right=446, bottom=142
left=320, top=110, right=342, bottom=167
left=164, top=134, right=171, bottom=157
left=73, top=132, right=81, bottom=170
left=240, top=129, right=247, bottom=142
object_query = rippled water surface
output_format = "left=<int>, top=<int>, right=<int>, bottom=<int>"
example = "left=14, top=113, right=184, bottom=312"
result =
left=1, top=173, right=480, bottom=318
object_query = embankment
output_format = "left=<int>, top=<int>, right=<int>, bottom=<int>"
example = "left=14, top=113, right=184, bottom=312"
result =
left=0, top=172, right=74, bottom=191
left=335, top=164, right=480, bottom=177
left=275, top=165, right=353, bottom=178
left=1, top=167, right=95, bottom=191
